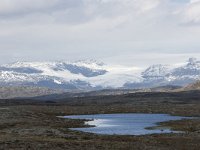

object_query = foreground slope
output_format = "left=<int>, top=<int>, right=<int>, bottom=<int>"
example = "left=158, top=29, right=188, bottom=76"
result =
left=0, top=91, right=199, bottom=150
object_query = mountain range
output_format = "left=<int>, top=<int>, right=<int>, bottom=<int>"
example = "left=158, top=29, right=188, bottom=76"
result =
left=0, top=58, right=200, bottom=90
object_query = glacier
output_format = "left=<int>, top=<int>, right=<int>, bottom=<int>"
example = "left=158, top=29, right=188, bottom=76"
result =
left=0, top=58, right=200, bottom=90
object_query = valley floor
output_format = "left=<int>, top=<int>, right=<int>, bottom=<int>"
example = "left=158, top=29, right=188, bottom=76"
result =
left=0, top=91, right=200, bottom=150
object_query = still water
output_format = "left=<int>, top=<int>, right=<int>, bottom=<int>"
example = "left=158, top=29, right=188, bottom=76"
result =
left=63, top=113, right=190, bottom=135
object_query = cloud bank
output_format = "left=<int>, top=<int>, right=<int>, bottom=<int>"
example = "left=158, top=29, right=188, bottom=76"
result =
left=0, top=0, right=200, bottom=65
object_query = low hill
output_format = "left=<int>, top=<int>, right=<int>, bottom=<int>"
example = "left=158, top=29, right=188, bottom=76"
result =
left=150, top=85, right=182, bottom=92
left=0, top=86, right=64, bottom=99
left=182, top=81, right=200, bottom=91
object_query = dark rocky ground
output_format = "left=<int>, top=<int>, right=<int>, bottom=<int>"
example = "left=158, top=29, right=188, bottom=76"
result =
left=0, top=91, right=199, bottom=150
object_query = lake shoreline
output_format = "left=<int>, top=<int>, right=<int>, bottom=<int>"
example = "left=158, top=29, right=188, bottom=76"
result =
left=63, top=113, right=193, bottom=135
left=0, top=91, right=199, bottom=149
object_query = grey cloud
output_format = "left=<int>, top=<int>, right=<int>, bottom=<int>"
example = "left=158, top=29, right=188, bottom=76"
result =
left=0, top=0, right=84, bottom=20
left=0, top=0, right=162, bottom=24
left=0, top=0, right=199, bottom=66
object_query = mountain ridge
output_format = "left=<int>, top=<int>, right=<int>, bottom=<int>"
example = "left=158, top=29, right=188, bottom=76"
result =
left=0, top=58, right=200, bottom=90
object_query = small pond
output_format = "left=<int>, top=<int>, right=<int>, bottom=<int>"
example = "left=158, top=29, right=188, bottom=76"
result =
left=63, top=113, right=191, bottom=135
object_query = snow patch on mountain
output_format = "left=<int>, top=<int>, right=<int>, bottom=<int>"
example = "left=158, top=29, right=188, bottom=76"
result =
left=0, top=58, right=199, bottom=89
left=0, top=60, right=142, bottom=89
left=142, top=64, right=171, bottom=79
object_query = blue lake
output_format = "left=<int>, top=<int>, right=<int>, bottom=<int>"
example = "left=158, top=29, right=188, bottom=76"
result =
left=63, top=113, right=190, bottom=135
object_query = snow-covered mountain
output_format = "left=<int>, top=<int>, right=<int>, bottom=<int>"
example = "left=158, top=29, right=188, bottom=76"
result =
left=0, top=58, right=200, bottom=90
left=126, top=58, right=200, bottom=88
left=142, top=64, right=170, bottom=80
left=0, top=59, right=141, bottom=89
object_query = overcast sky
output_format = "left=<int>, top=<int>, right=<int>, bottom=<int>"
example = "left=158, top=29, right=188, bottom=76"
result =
left=0, top=0, right=200, bottom=66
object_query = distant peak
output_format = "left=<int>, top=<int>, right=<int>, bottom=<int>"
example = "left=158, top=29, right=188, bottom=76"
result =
left=150, top=64, right=167, bottom=67
left=75, top=59, right=105, bottom=66
left=142, top=64, right=170, bottom=78
left=188, top=57, right=198, bottom=64
left=145, top=64, right=170, bottom=70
